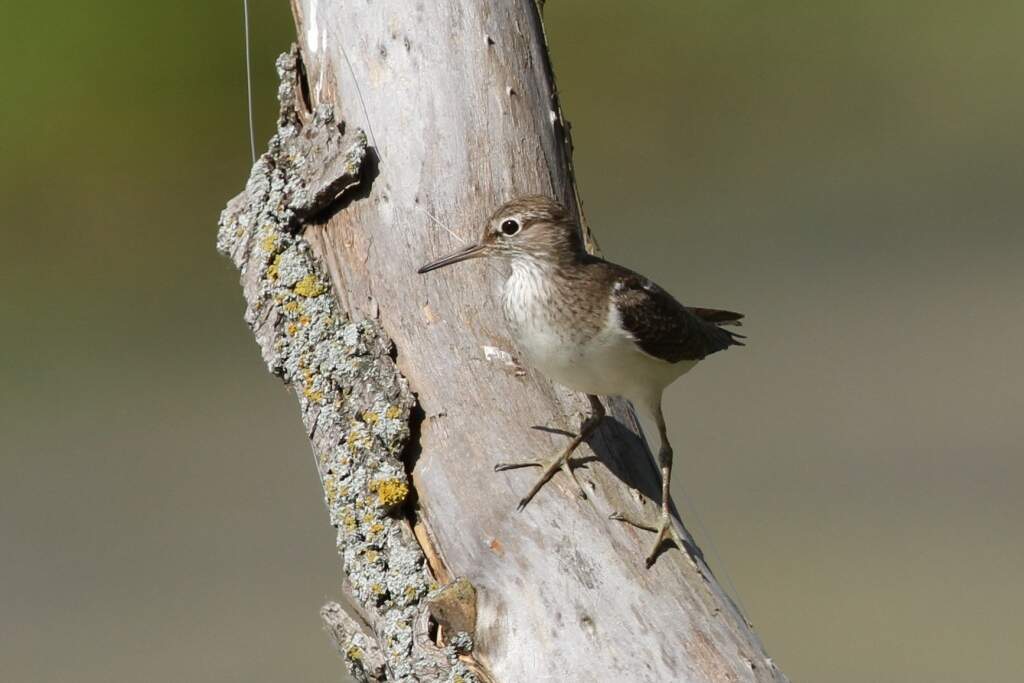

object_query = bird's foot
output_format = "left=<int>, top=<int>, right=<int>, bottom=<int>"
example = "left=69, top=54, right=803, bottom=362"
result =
left=494, top=403, right=604, bottom=512
left=494, top=446, right=588, bottom=512
left=609, top=509, right=691, bottom=568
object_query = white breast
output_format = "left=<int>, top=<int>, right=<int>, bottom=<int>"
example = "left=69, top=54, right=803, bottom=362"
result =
left=502, top=261, right=694, bottom=404
left=502, top=260, right=566, bottom=366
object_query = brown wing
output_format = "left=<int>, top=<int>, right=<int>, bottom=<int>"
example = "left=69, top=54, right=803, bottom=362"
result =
left=607, top=266, right=744, bottom=363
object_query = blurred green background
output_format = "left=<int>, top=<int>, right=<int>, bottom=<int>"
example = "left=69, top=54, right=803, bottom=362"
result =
left=2, top=1, right=1021, bottom=681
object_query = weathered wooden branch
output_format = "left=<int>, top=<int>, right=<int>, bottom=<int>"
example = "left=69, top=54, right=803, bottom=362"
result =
left=217, top=1, right=787, bottom=681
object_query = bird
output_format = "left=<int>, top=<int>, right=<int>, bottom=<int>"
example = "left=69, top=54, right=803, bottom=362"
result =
left=417, top=195, right=744, bottom=567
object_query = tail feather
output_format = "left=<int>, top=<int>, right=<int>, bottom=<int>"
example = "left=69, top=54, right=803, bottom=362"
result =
left=692, top=307, right=747, bottom=353
left=689, top=306, right=744, bottom=327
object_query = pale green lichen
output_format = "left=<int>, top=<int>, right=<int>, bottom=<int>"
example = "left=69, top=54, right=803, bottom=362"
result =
left=448, top=631, right=474, bottom=654
left=215, top=46, right=447, bottom=682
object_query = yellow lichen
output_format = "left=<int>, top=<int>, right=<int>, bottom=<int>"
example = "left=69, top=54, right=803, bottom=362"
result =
left=385, top=405, right=402, bottom=420
left=346, top=646, right=363, bottom=662
left=323, top=476, right=338, bottom=504
left=298, top=314, right=311, bottom=326
left=293, top=274, right=326, bottom=297
left=259, top=232, right=279, bottom=253
left=341, top=512, right=357, bottom=533
left=266, top=254, right=283, bottom=281
left=283, top=300, right=302, bottom=315
left=368, top=522, right=385, bottom=536
left=300, top=369, right=324, bottom=402
left=286, top=323, right=299, bottom=336
left=371, top=478, right=409, bottom=508
left=370, top=583, right=385, bottom=596
left=347, top=427, right=369, bottom=450
left=364, top=549, right=380, bottom=563
left=362, top=410, right=379, bottom=425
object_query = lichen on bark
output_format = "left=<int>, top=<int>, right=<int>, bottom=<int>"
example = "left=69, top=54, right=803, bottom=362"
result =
left=216, top=46, right=472, bottom=682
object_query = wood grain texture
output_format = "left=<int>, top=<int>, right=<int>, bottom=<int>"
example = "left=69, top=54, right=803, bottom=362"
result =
left=285, top=1, right=787, bottom=680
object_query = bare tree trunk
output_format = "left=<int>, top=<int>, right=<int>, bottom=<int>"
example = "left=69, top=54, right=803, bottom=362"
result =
left=217, top=1, right=787, bottom=681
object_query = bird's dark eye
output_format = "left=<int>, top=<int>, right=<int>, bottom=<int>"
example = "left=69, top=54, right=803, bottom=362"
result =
left=500, top=219, right=521, bottom=236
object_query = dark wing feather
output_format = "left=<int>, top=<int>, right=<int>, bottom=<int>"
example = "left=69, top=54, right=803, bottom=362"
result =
left=609, top=267, right=744, bottom=363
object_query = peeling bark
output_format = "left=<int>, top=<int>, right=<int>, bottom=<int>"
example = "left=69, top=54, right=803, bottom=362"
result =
left=217, top=2, right=789, bottom=681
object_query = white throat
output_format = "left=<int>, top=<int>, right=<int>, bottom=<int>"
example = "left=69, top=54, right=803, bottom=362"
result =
left=502, top=257, right=553, bottom=328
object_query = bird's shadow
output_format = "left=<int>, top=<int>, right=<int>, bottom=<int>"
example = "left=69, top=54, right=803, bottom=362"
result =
left=531, top=410, right=705, bottom=567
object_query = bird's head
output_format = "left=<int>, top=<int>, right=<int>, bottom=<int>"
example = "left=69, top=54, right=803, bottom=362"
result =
left=417, top=195, right=584, bottom=274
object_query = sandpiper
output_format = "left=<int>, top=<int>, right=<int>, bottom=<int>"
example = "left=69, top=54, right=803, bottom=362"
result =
left=418, top=195, right=744, bottom=566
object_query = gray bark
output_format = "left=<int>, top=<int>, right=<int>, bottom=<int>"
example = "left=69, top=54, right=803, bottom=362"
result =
left=217, top=1, right=788, bottom=681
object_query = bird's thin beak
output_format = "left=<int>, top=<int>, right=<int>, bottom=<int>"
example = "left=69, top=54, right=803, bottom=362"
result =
left=417, top=242, right=489, bottom=274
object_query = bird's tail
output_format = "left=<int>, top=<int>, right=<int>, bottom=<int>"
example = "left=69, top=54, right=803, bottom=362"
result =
left=688, top=307, right=744, bottom=327
left=723, top=328, right=747, bottom=347
left=691, top=307, right=747, bottom=348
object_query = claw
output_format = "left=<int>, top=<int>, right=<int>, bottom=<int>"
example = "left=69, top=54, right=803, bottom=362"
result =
left=644, top=519, right=686, bottom=567
left=499, top=451, right=584, bottom=511
left=611, top=510, right=691, bottom=568
left=495, top=397, right=605, bottom=511
left=561, top=460, right=587, bottom=499
left=494, top=461, right=535, bottom=472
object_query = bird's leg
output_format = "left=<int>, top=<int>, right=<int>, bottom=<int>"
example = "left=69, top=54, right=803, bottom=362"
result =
left=609, top=402, right=689, bottom=568
left=495, top=394, right=605, bottom=512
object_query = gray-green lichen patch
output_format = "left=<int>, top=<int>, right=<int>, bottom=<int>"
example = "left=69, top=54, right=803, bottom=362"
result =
left=217, top=46, right=464, bottom=682
left=444, top=660, right=478, bottom=683
left=322, top=602, right=388, bottom=682
left=447, top=631, right=474, bottom=655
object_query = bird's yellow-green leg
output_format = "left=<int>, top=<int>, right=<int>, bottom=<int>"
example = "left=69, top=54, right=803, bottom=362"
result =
left=495, top=394, right=605, bottom=511
left=610, top=402, right=690, bottom=568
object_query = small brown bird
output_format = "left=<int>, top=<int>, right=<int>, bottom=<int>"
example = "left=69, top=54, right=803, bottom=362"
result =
left=418, top=195, right=744, bottom=566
